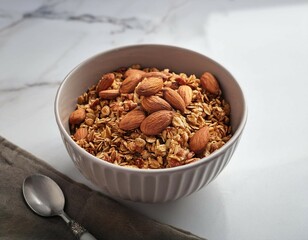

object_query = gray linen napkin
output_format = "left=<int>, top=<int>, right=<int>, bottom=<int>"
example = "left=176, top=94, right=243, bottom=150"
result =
left=0, top=136, right=206, bottom=240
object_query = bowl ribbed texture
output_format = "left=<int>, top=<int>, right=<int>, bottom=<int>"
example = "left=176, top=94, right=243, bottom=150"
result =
left=55, top=44, right=247, bottom=203
left=60, top=130, right=241, bottom=202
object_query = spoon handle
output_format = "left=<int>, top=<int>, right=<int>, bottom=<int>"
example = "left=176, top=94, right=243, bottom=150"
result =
left=69, top=221, right=97, bottom=240
left=79, top=232, right=97, bottom=240
left=60, top=212, right=97, bottom=240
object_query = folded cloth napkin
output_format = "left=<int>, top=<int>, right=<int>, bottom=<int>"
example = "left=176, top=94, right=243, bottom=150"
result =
left=0, top=136, right=206, bottom=240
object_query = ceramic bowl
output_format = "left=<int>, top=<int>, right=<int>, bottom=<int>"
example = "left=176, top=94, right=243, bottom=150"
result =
left=55, top=44, right=247, bottom=203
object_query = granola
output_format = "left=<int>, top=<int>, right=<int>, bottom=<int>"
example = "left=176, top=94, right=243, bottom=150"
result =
left=69, top=65, right=232, bottom=169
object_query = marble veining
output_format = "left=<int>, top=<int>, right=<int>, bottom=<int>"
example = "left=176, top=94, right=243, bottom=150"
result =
left=0, top=81, right=61, bottom=93
left=23, top=4, right=152, bottom=34
left=0, top=0, right=189, bottom=35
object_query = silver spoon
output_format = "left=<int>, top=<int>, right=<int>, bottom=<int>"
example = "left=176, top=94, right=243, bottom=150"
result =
left=22, top=174, right=97, bottom=240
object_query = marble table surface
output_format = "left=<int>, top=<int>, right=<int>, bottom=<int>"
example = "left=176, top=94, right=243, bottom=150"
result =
left=1, top=0, right=308, bottom=239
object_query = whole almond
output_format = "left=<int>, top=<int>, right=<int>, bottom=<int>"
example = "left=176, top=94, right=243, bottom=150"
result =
left=119, top=109, right=146, bottom=131
left=200, top=72, right=221, bottom=95
left=120, top=73, right=143, bottom=94
left=136, top=77, right=164, bottom=96
left=97, top=73, right=115, bottom=93
left=124, top=68, right=145, bottom=78
left=99, top=89, right=120, bottom=99
left=189, top=126, right=210, bottom=154
left=140, top=110, right=174, bottom=135
left=141, top=95, right=172, bottom=113
left=69, top=108, right=86, bottom=125
left=178, top=85, right=193, bottom=106
left=163, top=87, right=186, bottom=113
left=74, top=128, right=88, bottom=140
left=142, top=71, right=170, bottom=79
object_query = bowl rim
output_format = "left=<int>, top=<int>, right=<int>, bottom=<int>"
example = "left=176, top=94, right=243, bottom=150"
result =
left=54, top=43, right=248, bottom=174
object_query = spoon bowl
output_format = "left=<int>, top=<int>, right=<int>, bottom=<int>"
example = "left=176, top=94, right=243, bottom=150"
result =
left=23, top=174, right=65, bottom=217
left=22, top=174, right=97, bottom=240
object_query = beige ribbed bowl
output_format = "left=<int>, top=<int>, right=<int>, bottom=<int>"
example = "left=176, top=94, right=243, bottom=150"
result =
left=55, top=44, right=247, bottom=203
